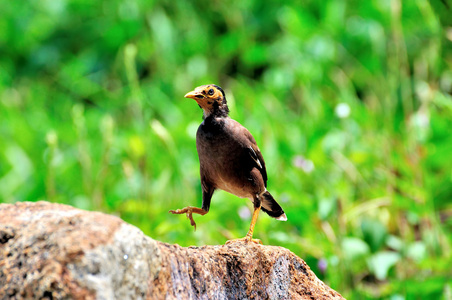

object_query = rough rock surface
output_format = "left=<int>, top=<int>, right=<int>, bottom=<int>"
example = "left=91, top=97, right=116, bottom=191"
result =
left=0, top=201, right=344, bottom=300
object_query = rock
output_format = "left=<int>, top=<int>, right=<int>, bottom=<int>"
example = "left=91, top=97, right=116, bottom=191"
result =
left=0, top=201, right=344, bottom=300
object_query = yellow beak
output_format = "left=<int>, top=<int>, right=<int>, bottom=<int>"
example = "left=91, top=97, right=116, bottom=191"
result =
left=184, top=90, right=202, bottom=100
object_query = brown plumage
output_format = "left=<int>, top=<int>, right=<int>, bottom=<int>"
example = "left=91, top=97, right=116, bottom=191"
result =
left=169, top=84, right=287, bottom=243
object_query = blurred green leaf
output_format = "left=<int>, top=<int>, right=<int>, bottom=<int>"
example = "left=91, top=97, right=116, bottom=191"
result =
left=342, top=237, right=370, bottom=260
left=361, top=218, right=388, bottom=252
left=318, top=197, right=336, bottom=220
left=367, top=251, right=400, bottom=281
left=406, top=241, right=426, bottom=262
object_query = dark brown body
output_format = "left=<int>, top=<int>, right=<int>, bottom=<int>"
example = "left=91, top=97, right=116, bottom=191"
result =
left=197, top=116, right=265, bottom=210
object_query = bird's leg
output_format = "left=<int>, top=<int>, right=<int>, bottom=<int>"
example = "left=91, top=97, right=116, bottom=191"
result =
left=244, top=204, right=262, bottom=243
left=226, top=201, right=262, bottom=245
left=169, top=206, right=207, bottom=230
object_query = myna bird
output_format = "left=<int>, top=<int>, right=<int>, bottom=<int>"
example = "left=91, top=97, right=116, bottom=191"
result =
left=169, top=84, right=287, bottom=243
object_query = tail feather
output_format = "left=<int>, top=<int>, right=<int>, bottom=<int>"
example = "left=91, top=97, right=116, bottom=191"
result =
left=260, top=191, right=287, bottom=221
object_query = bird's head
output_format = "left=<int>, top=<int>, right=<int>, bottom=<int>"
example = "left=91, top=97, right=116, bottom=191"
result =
left=184, top=84, right=229, bottom=118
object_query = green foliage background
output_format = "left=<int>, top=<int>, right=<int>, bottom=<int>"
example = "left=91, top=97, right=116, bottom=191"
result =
left=1, top=0, right=452, bottom=298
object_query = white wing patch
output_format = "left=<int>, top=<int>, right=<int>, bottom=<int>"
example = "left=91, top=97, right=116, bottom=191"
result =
left=248, top=146, right=263, bottom=169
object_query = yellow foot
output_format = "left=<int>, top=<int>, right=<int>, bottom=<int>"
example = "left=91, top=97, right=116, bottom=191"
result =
left=168, top=206, right=207, bottom=230
left=225, top=236, right=262, bottom=245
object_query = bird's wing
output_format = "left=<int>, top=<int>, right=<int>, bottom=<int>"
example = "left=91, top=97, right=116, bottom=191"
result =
left=248, top=146, right=263, bottom=169
left=239, top=126, right=268, bottom=187
left=248, top=144, right=268, bottom=187
left=227, top=118, right=269, bottom=187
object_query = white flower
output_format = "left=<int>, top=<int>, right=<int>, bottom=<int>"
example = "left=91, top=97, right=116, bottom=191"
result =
left=335, top=103, right=351, bottom=118
left=293, top=155, right=315, bottom=173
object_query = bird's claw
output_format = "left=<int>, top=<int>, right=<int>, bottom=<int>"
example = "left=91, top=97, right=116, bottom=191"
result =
left=186, top=211, right=197, bottom=230
left=225, top=236, right=262, bottom=245
left=169, top=208, right=197, bottom=231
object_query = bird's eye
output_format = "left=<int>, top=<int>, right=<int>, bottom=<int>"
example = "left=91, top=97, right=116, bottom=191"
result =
left=208, top=88, right=214, bottom=96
